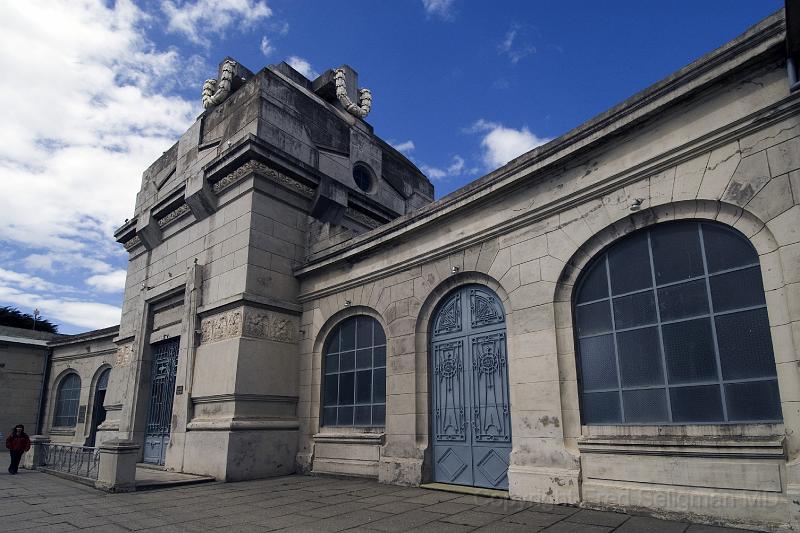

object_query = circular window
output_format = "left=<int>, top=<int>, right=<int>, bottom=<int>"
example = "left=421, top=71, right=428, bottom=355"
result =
left=352, top=164, right=373, bottom=192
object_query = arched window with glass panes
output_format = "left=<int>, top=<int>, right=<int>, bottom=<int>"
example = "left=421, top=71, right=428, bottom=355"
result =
left=573, top=220, right=782, bottom=425
left=322, top=316, right=386, bottom=427
left=54, top=373, right=81, bottom=427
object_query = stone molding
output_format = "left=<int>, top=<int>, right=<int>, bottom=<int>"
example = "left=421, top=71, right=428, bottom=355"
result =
left=192, top=393, right=298, bottom=404
left=577, top=435, right=786, bottom=459
left=199, top=307, right=298, bottom=344
left=312, top=432, right=385, bottom=445
left=186, top=418, right=300, bottom=431
left=52, top=350, right=116, bottom=362
left=211, top=160, right=315, bottom=198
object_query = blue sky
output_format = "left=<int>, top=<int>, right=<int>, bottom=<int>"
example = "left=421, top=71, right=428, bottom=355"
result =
left=0, top=0, right=783, bottom=334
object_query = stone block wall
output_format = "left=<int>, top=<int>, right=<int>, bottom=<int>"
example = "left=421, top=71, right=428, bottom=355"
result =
left=295, top=17, right=800, bottom=529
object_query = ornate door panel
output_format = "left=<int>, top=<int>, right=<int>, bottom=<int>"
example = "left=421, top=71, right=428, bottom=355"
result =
left=431, top=286, right=511, bottom=489
left=144, top=339, right=179, bottom=465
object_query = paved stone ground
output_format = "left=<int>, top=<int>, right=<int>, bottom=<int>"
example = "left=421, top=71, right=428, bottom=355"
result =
left=0, top=470, right=759, bottom=533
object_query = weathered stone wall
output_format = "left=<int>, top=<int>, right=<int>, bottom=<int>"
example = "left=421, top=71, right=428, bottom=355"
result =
left=295, top=14, right=800, bottom=530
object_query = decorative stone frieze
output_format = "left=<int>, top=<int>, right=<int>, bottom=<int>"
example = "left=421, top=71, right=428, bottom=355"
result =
left=212, top=160, right=315, bottom=198
left=345, top=207, right=381, bottom=229
left=122, top=235, right=141, bottom=251
left=157, top=203, right=190, bottom=228
left=200, top=307, right=297, bottom=344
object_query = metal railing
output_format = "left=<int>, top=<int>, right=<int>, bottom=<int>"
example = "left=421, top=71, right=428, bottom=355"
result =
left=40, top=443, right=100, bottom=480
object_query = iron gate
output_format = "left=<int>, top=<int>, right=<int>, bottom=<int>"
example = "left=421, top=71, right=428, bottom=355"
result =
left=431, top=285, right=512, bottom=489
left=144, top=339, right=179, bottom=465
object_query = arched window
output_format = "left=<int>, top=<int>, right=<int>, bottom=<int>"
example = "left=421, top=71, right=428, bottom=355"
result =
left=574, top=220, right=782, bottom=425
left=322, top=316, right=386, bottom=427
left=54, top=373, right=81, bottom=427
left=96, top=368, right=110, bottom=391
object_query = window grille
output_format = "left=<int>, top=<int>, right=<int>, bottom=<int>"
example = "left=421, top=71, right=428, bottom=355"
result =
left=574, top=221, right=782, bottom=425
left=54, top=373, right=81, bottom=427
left=322, top=316, right=386, bottom=427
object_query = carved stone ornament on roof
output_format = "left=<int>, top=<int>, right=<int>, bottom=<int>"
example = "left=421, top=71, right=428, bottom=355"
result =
left=334, top=68, right=372, bottom=118
left=202, top=59, right=237, bottom=109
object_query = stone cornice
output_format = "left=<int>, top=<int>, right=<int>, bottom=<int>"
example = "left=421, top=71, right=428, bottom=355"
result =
left=192, top=393, right=298, bottom=404
left=296, top=93, right=800, bottom=303
left=51, top=349, right=116, bottom=362
left=295, top=11, right=787, bottom=283
left=186, top=418, right=300, bottom=431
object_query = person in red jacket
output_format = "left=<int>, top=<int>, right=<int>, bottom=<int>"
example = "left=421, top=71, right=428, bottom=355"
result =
left=5, top=425, right=31, bottom=475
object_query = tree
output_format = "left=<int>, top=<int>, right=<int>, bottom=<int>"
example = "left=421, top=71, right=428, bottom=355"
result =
left=0, top=306, right=59, bottom=333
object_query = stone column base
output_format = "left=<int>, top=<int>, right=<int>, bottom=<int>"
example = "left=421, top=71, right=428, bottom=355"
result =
left=378, top=456, right=423, bottom=486
left=96, top=440, right=140, bottom=492
left=508, top=465, right=580, bottom=504
left=182, top=427, right=297, bottom=481
left=22, top=435, right=50, bottom=469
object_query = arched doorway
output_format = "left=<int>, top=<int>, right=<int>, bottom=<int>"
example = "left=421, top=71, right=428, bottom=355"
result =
left=430, top=284, right=511, bottom=489
left=87, top=368, right=110, bottom=447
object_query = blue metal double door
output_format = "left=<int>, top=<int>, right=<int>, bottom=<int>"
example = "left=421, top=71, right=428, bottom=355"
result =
left=431, top=285, right=512, bottom=490
left=144, top=339, right=179, bottom=465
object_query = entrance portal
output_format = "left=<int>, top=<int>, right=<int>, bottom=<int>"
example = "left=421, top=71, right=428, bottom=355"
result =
left=430, top=285, right=511, bottom=489
left=143, top=339, right=179, bottom=465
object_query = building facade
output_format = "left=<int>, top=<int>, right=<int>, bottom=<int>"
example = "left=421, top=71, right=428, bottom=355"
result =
left=54, top=10, right=800, bottom=531
left=0, top=326, right=55, bottom=440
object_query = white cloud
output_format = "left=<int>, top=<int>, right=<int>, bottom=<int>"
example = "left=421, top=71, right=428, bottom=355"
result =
left=422, top=0, right=455, bottom=20
left=286, top=56, right=318, bottom=79
left=24, top=253, right=113, bottom=274
left=0, top=286, right=121, bottom=330
left=161, top=0, right=272, bottom=46
left=470, top=120, right=550, bottom=168
left=420, top=155, right=467, bottom=181
left=86, top=270, right=127, bottom=293
left=0, top=1, right=196, bottom=253
left=392, top=140, right=416, bottom=154
left=447, top=155, right=465, bottom=175
left=260, top=35, right=274, bottom=56
left=498, top=25, right=536, bottom=64
left=0, top=268, right=59, bottom=292
left=0, top=1, right=200, bottom=331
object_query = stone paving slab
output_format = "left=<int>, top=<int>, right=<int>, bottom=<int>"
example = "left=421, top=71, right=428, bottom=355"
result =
left=0, top=470, right=762, bottom=533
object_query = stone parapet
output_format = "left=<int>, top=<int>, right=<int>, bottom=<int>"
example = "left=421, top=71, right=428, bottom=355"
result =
left=21, top=435, right=50, bottom=469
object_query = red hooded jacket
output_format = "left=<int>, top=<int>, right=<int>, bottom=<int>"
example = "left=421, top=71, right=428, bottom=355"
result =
left=5, top=432, right=31, bottom=453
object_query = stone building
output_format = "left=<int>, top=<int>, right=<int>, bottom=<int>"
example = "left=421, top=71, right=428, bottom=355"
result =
left=0, top=326, right=57, bottom=439
left=42, top=8, right=800, bottom=531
